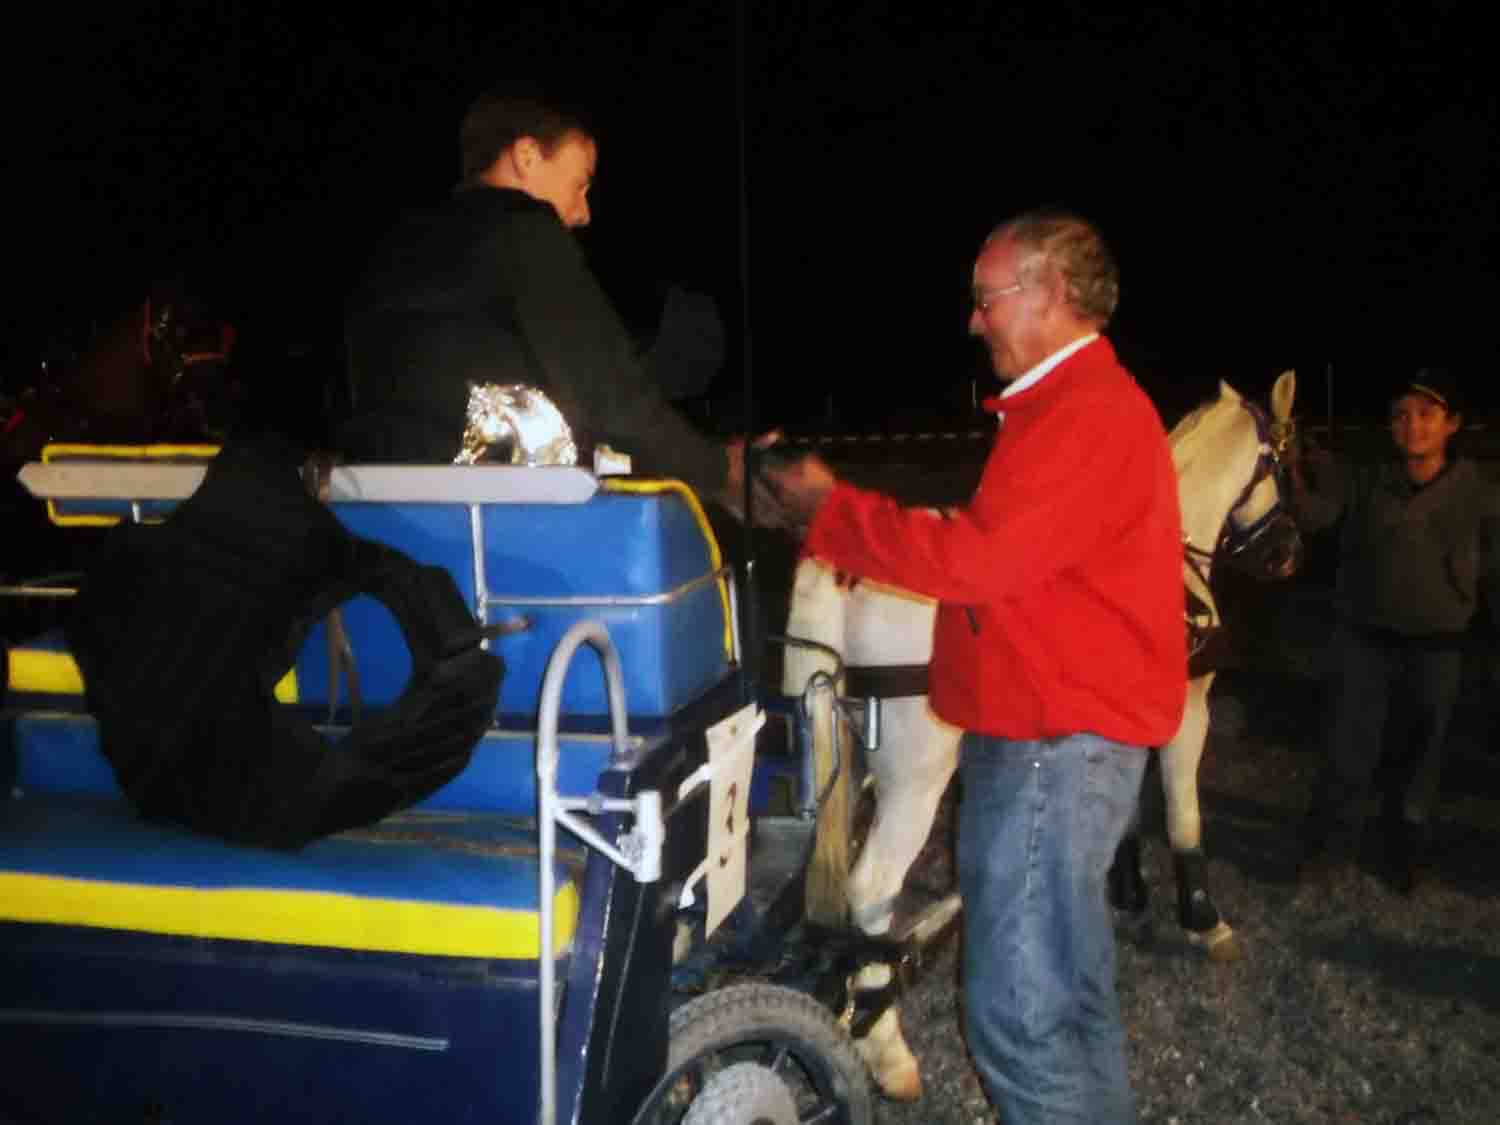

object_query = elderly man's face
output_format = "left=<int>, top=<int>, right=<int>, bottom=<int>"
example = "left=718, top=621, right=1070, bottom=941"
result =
left=968, top=236, right=1048, bottom=382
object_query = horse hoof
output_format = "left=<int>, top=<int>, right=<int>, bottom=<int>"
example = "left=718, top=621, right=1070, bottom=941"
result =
left=876, top=1062, right=923, bottom=1103
left=862, top=1047, right=921, bottom=1103
left=1185, top=920, right=1241, bottom=962
left=855, top=1008, right=923, bottom=1102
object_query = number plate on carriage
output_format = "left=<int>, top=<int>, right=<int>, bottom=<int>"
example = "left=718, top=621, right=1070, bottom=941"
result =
left=692, top=703, right=763, bottom=937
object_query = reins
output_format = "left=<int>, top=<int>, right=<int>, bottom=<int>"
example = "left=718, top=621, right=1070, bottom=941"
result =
left=1183, top=398, right=1293, bottom=673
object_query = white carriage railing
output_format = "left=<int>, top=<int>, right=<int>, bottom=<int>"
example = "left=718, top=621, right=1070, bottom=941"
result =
left=533, top=620, right=665, bottom=1125
left=15, top=460, right=602, bottom=507
left=15, top=459, right=741, bottom=671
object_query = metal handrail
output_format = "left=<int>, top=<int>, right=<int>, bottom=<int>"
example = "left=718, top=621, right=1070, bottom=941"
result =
left=535, top=620, right=664, bottom=1125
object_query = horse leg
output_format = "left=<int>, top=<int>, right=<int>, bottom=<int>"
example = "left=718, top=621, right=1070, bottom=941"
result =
left=846, top=699, right=960, bottom=1102
left=848, top=700, right=958, bottom=935
left=780, top=560, right=916, bottom=1095
left=1107, top=812, right=1150, bottom=914
left=1159, top=674, right=1241, bottom=961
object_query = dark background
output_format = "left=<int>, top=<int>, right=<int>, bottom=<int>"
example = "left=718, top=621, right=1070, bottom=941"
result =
left=12, top=1, right=1498, bottom=435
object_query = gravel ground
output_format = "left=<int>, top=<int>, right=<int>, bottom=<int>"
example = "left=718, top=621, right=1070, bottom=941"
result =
left=870, top=667, right=1500, bottom=1125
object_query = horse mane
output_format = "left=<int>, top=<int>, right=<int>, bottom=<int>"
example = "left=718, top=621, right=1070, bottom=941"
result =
left=1168, top=396, right=1218, bottom=479
left=1168, top=400, right=1212, bottom=443
left=1168, top=381, right=1241, bottom=438
left=1170, top=383, right=1248, bottom=455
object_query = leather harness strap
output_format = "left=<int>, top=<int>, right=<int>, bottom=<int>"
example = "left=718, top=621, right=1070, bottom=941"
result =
left=844, top=662, right=930, bottom=701
left=833, top=570, right=933, bottom=700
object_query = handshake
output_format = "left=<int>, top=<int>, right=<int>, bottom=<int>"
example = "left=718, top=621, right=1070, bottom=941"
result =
left=718, top=437, right=838, bottom=531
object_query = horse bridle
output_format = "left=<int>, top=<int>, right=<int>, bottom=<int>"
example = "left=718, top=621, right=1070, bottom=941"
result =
left=1185, top=398, right=1292, bottom=576
left=1183, top=399, right=1294, bottom=671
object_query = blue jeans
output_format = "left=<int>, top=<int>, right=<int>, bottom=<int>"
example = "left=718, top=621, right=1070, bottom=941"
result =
left=958, top=732, right=1148, bottom=1125
left=1313, top=623, right=1464, bottom=830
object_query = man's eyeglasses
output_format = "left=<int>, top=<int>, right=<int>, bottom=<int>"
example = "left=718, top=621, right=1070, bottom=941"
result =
left=971, top=281, right=1024, bottom=311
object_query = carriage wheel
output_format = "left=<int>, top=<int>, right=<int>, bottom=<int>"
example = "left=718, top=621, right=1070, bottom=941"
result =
left=680, top=1062, right=798, bottom=1125
left=632, top=982, right=874, bottom=1125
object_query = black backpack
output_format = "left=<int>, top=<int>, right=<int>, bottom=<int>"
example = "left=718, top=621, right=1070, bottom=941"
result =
left=65, top=436, right=503, bottom=849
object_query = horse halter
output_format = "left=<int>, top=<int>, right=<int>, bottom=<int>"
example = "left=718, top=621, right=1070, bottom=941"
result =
left=1187, top=398, right=1293, bottom=571
left=1182, top=397, right=1298, bottom=675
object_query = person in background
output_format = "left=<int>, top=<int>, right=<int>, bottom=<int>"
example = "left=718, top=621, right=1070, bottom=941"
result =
left=763, top=207, right=1185, bottom=1124
left=1291, top=368, right=1500, bottom=893
left=337, top=88, right=762, bottom=516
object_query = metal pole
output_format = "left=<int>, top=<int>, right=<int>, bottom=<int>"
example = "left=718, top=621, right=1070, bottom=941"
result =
left=735, top=0, right=755, bottom=521
left=734, top=0, right=764, bottom=705
left=1326, top=360, right=1334, bottom=446
left=535, top=621, right=636, bottom=1125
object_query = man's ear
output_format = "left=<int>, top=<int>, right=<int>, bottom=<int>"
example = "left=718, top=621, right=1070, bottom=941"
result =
left=512, top=137, right=541, bottom=178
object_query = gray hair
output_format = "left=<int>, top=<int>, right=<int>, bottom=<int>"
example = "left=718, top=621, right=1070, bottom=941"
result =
left=988, top=208, right=1120, bottom=327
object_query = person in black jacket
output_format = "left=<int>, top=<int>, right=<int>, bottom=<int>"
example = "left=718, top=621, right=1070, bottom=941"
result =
left=338, top=90, right=754, bottom=512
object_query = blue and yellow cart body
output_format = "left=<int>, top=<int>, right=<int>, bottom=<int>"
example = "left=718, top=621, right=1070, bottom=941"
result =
left=0, top=446, right=754, bottom=1124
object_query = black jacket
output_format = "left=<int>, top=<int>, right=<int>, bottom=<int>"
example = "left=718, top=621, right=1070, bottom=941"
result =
left=338, top=186, right=726, bottom=493
left=1296, top=455, right=1500, bottom=636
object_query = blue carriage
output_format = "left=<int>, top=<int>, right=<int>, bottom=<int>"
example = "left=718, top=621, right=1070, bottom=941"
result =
left=1, top=446, right=874, bottom=1125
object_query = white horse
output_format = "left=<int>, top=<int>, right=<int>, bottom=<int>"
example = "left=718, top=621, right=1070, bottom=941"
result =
left=781, top=372, right=1299, bottom=1101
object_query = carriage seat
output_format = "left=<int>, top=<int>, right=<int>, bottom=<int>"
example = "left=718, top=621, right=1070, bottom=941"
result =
left=0, top=705, right=602, bottom=961
left=3, top=637, right=624, bottom=967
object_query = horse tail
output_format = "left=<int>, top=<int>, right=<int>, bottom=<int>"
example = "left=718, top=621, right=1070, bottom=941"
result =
left=804, top=676, right=851, bottom=928
left=782, top=559, right=851, bottom=928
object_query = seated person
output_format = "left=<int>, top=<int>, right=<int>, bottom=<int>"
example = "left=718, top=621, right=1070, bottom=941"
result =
left=337, top=88, right=748, bottom=510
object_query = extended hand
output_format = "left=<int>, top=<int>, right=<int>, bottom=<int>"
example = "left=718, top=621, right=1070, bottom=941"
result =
left=1286, top=429, right=1330, bottom=491
left=721, top=437, right=794, bottom=528
left=757, top=449, right=838, bottom=529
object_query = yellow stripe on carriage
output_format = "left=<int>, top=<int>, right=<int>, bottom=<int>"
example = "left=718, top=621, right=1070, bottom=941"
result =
left=0, top=871, right=580, bottom=960
left=600, top=477, right=733, bottom=662
left=7, top=648, right=85, bottom=695
left=5, top=646, right=299, bottom=704
left=39, top=442, right=220, bottom=527
left=41, top=443, right=222, bottom=461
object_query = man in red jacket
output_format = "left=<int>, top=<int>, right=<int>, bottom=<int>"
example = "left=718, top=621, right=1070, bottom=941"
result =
left=763, top=208, right=1185, bottom=1124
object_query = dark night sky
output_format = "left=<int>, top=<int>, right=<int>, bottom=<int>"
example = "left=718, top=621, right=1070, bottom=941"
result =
left=15, top=1, right=1499, bottom=430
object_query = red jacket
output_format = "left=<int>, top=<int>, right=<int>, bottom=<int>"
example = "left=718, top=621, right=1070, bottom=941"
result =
left=803, top=337, right=1185, bottom=747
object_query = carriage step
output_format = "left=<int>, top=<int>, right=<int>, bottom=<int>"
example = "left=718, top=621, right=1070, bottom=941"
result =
left=747, top=816, right=816, bottom=916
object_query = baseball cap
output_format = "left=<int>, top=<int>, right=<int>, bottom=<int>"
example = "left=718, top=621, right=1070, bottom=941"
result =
left=1395, top=368, right=1462, bottom=414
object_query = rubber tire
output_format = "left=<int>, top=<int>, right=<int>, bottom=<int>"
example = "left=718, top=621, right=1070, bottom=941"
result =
left=681, top=1063, right=798, bottom=1125
left=634, top=982, right=874, bottom=1125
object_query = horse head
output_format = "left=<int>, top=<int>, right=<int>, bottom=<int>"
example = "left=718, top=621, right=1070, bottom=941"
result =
left=1173, top=370, right=1302, bottom=583
left=456, top=383, right=579, bottom=466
